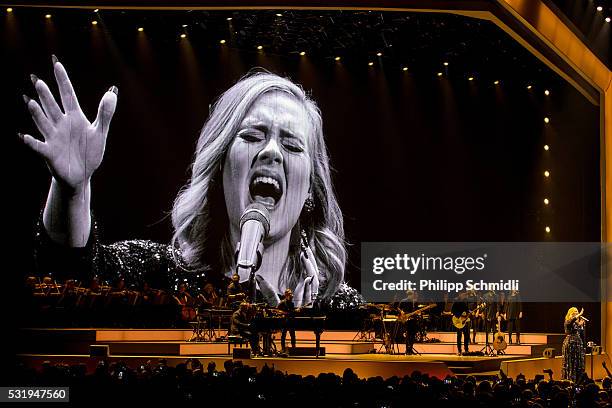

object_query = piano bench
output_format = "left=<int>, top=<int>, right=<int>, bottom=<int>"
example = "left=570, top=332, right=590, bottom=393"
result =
left=227, top=335, right=246, bottom=354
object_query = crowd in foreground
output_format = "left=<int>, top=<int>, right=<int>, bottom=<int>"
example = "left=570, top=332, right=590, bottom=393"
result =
left=12, top=359, right=612, bottom=407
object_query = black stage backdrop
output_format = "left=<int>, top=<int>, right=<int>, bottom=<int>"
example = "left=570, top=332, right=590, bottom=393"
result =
left=4, top=9, right=601, bottom=350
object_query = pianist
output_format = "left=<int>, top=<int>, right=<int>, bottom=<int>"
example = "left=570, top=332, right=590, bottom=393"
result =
left=277, top=289, right=297, bottom=353
left=25, top=58, right=363, bottom=311
left=229, top=302, right=260, bottom=355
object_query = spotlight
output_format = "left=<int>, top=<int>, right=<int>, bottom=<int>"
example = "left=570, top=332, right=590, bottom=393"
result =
left=468, top=76, right=474, bottom=81
left=527, top=85, right=532, bottom=90
left=45, top=14, right=51, bottom=19
left=544, top=89, right=550, bottom=96
left=226, top=17, right=232, bottom=21
left=93, top=8, right=99, bottom=12
left=6, top=7, right=13, bottom=12
left=138, top=27, right=144, bottom=32
left=219, top=39, right=226, bottom=44
left=606, top=17, right=611, bottom=23
left=544, top=117, right=550, bottom=124
left=544, top=144, right=550, bottom=151
left=402, top=67, right=408, bottom=71
left=335, top=56, right=341, bottom=61
left=544, top=198, right=550, bottom=205
left=91, top=20, right=98, bottom=25
left=545, top=226, right=551, bottom=234
left=597, top=6, right=603, bottom=11
left=276, top=13, right=282, bottom=17
left=376, top=52, right=382, bottom=57
left=437, top=72, right=443, bottom=77
left=368, top=61, right=374, bottom=66
left=544, top=170, right=550, bottom=178
left=443, top=62, right=449, bottom=66
left=299, top=51, right=306, bottom=56
left=257, top=45, right=263, bottom=50
left=182, top=24, right=188, bottom=28
left=180, top=33, right=187, bottom=38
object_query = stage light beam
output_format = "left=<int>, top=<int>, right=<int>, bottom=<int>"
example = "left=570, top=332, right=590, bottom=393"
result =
left=180, top=33, right=187, bottom=39
left=138, top=27, right=144, bottom=32
left=257, top=45, right=263, bottom=50
left=91, top=20, right=98, bottom=25
left=299, top=51, right=306, bottom=56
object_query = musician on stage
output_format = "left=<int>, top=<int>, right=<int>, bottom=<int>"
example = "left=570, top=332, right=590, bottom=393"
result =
left=277, top=289, right=297, bottom=353
left=451, top=294, right=470, bottom=356
left=229, top=302, right=260, bottom=355
left=503, top=289, right=522, bottom=344
left=562, top=307, right=586, bottom=382
left=198, top=283, right=220, bottom=309
left=483, top=291, right=500, bottom=345
left=399, top=290, right=419, bottom=355
left=226, top=273, right=246, bottom=308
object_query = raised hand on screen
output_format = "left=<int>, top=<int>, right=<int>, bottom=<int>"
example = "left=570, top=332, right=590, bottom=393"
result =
left=19, top=55, right=118, bottom=192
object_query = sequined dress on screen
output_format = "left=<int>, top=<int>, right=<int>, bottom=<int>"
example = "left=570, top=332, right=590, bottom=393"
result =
left=561, top=316, right=585, bottom=382
left=33, top=217, right=363, bottom=311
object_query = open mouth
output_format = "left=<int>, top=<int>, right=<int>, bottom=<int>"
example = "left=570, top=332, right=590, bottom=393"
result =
left=249, top=174, right=283, bottom=208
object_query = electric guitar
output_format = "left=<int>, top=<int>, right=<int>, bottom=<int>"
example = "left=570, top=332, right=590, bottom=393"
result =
left=452, top=303, right=485, bottom=329
left=397, top=304, right=436, bottom=322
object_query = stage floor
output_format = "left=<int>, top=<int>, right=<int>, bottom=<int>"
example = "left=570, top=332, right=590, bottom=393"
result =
left=17, top=327, right=567, bottom=379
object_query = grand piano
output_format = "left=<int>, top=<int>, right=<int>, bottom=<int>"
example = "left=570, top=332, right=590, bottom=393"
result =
left=253, top=313, right=326, bottom=357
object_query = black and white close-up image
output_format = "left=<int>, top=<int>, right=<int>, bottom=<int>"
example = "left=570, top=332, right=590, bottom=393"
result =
left=4, top=1, right=612, bottom=406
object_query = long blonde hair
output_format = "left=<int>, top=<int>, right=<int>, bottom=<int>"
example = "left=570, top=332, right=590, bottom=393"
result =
left=565, top=307, right=578, bottom=322
left=171, top=71, right=345, bottom=298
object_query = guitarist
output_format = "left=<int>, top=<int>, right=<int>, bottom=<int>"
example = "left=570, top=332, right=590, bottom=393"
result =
left=399, top=290, right=419, bottom=355
left=451, top=292, right=471, bottom=356
left=504, top=289, right=522, bottom=344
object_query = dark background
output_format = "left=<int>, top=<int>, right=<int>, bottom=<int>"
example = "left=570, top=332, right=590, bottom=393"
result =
left=4, top=9, right=602, bottom=342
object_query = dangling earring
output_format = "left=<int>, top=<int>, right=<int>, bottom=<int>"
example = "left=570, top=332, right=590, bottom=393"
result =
left=303, top=192, right=315, bottom=215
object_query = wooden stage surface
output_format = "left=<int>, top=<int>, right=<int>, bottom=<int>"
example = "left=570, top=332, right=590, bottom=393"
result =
left=16, top=328, right=611, bottom=380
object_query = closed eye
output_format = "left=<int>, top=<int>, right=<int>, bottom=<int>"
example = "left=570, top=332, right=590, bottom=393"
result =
left=238, top=129, right=265, bottom=143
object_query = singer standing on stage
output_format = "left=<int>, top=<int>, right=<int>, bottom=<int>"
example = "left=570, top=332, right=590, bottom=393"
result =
left=561, top=307, right=586, bottom=382
left=22, top=56, right=363, bottom=309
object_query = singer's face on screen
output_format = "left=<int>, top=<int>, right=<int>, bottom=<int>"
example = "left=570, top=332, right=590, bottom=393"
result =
left=222, top=91, right=312, bottom=242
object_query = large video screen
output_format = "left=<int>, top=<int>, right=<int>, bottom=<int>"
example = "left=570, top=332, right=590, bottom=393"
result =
left=7, top=8, right=601, bottom=335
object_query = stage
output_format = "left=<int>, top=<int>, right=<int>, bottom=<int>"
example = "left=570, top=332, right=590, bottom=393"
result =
left=18, top=328, right=605, bottom=380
